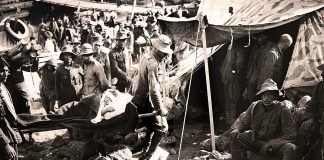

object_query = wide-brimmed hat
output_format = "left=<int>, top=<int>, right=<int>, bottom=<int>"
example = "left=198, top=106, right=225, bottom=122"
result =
left=151, top=34, right=173, bottom=55
left=115, top=29, right=130, bottom=40
left=59, top=45, right=77, bottom=60
left=80, top=43, right=95, bottom=56
left=256, top=78, right=283, bottom=96
left=45, top=58, right=60, bottom=67
left=44, top=31, right=53, bottom=38
left=317, top=64, right=324, bottom=71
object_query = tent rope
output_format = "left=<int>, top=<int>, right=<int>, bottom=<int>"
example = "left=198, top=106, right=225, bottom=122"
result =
left=177, top=13, right=202, bottom=160
left=244, top=26, right=251, bottom=48
left=228, top=26, right=234, bottom=50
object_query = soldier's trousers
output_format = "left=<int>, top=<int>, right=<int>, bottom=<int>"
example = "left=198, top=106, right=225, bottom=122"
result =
left=231, top=131, right=296, bottom=160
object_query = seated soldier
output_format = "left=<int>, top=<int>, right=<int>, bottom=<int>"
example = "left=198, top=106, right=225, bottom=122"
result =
left=230, top=78, right=296, bottom=160
left=294, top=96, right=316, bottom=160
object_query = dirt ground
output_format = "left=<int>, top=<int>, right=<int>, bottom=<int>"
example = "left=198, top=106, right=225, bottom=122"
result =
left=18, top=117, right=224, bottom=160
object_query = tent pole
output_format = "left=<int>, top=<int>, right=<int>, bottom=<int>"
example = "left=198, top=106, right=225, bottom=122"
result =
left=131, top=0, right=137, bottom=19
left=201, top=23, right=216, bottom=153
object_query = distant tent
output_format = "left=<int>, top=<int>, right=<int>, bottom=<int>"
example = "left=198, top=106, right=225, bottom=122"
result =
left=160, top=0, right=324, bottom=102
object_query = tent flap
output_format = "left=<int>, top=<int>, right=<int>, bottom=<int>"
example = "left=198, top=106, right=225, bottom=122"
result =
left=283, top=10, right=324, bottom=91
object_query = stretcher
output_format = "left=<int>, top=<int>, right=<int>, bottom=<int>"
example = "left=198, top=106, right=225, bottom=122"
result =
left=18, top=103, right=142, bottom=141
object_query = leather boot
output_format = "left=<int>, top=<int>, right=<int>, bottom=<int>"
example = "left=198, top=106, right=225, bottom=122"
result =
left=141, top=130, right=153, bottom=154
left=139, top=131, right=164, bottom=160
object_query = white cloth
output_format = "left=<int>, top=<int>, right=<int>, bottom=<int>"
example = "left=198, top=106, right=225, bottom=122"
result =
left=0, top=83, right=17, bottom=120
left=44, top=39, right=55, bottom=52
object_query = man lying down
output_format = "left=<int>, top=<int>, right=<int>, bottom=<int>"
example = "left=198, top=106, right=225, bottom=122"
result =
left=55, top=87, right=133, bottom=121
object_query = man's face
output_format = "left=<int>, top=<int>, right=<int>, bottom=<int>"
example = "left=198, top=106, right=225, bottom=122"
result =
left=93, top=43, right=102, bottom=53
left=256, top=34, right=267, bottom=47
left=47, top=65, right=56, bottom=72
left=62, top=54, right=73, bottom=65
left=0, top=66, right=10, bottom=83
left=261, top=91, right=277, bottom=107
left=116, top=39, right=127, bottom=48
left=82, top=55, right=93, bottom=64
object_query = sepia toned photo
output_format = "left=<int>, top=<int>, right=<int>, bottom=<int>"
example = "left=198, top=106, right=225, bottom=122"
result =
left=0, top=0, right=323, bottom=159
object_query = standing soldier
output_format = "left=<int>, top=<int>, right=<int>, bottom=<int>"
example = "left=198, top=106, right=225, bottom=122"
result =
left=81, top=43, right=110, bottom=96
left=132, top=34, right=173, bottom=160
left=55, top=45, right=83, bottom=107
left=93, top=36, right=112, bottom=87
left=109, top=29, right=132, bottom=92
left=40, top=58, right=59, bottom=113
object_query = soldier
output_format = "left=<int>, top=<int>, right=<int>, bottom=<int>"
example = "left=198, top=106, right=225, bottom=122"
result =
left=132, top=34, right=173, bottom=160
left=230, top=79, right=296, bottom=160
left=55, top=45, right=83, bottom=107
left=93, top=35, right=112, bottom=86
left=40, top=58, right=59, bottom=113
left=81, top=43, right=109, bottom=96
left=109, top=29, right=132, bottom=92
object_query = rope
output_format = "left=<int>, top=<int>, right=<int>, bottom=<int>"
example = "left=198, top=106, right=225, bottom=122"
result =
left=177, top=13, right=202, bottom=160
left=244, top=26, right=251, bottom=48
left=228, top=26, right=233, bottom=50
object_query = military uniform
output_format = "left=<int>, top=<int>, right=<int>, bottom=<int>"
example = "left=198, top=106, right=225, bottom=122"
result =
left=109, top=47, right=131, bottom=92
left=95, top=47, right=112, bottom=87
left=56, top=63, right=83, bottom=106
left=40, top=66, right=56, bottom=112
left=82, top=60, right=109, bottom=96
left=231, top=100, right=297, bottom=160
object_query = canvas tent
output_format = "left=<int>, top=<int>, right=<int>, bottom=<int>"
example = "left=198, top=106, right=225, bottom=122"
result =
left=161, top=0, right=324, bottom=102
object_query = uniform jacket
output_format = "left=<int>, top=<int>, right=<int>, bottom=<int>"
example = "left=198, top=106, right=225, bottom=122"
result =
left=234, top=100, right=296, bottom=150
left=56, top=63, right=83, bottom=104
left=82, top=60, right=109, bottom=96
left=109, top=47, right=128, bottom=82
left=132, top=53, right=164, bottom=112
left=309, top=81, right=324, bottom=122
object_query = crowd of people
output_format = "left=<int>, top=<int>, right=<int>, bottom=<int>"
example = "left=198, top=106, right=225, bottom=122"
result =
left=0, top=7, right=194, bottom=159
left=0, top=3, right=324, bottom=160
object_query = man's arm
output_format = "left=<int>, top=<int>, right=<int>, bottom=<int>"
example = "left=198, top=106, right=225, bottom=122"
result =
left=104, top=53, right=112, bottom=87
left=234, top=102, right=255, bottom=132
left=109, top=52, right=128, bottom=81
left=94, top=64, right=109, bottom=91
left=55, top=67, right=62, bottom=102
left=0, top=128, right=10, bottom=146
left=147, top=60, right=166, bottom=115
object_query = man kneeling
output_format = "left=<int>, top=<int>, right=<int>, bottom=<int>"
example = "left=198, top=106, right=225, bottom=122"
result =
left=230, top=79, right=296, bottom=160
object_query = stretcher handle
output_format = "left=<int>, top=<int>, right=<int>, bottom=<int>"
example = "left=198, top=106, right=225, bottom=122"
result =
left=138, top=111, right=157, bottom=118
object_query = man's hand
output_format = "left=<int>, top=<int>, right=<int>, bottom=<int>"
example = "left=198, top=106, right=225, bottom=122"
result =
left=230, top=128, right=240, bottom=141
left=260, top=143, right=272, bottom=155
left=4, top=144, right=16, bottom=159
left=157, top=107, right=168, bottom=116
left=302, top=119, right=314, bottom=131
left=126, top=76, right=132, bottom=85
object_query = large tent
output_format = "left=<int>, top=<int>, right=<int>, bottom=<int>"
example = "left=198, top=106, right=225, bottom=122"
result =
left=161, top=0, right=324, bottom=102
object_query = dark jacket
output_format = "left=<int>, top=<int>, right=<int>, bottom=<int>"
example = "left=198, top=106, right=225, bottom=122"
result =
left=235, top=100, right=296, bottom=150
left=132, top=53, right=164, bottom=113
